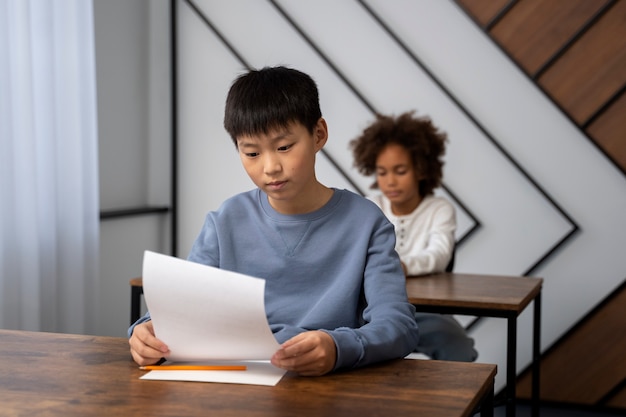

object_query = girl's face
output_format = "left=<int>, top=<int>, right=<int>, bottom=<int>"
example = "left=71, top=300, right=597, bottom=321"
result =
left=375, top=143, right=422, bottom=215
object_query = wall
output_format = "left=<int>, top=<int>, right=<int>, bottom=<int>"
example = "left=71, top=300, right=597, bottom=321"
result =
left=454, top=0, right=626, bottom=408
left=94, top=0, right=171, bottom=336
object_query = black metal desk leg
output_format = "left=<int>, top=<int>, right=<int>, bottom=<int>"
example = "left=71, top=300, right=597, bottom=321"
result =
left=506, top=316, right=517, bottom=417
left=481, top=381, right=495, bottom=417
left=532, top=293, right=542, bottom=417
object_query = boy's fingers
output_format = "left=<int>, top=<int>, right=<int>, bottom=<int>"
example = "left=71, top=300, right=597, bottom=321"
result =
left=129, top=322, right=170, bottom=366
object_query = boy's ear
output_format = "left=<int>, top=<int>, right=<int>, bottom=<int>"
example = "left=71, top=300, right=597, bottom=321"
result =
left=314, top=118, right=329, bottom=151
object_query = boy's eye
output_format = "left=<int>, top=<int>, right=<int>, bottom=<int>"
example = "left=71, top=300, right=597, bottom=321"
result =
left=245, top=152, right=259, bottom=157
left=277, top=145, right=291, bottom=151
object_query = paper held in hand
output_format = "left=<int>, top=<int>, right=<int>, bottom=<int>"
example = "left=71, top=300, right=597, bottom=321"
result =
left=139, top=250, right=286, bottom=386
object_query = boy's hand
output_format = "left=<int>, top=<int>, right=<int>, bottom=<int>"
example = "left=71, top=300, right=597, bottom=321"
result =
left=128, top=321, right=170, bottom=366
left=271, top=330, right=336, bottom=376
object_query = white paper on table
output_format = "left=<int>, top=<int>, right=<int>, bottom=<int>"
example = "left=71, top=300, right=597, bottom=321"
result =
left=140, top=251, right=286, bottom=385
left=140, top=360, right=286, bottom=386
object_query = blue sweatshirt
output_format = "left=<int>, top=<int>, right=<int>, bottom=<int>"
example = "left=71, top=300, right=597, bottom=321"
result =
left=130, top=188, right=419, bottom=371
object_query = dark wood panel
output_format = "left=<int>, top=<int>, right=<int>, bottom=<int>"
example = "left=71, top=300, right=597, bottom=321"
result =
left=489, top=0, right=607, bottom=74
left=587, top=91, right=626, bottom=173
left=538, top=0, right=626, bottom=124
left=517, top=283, right=626, bottom=406
left=455, top=0, right=510, bottom=26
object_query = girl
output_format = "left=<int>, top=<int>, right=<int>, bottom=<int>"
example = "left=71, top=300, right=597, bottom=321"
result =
left=351, top=111, right=477, bottom=362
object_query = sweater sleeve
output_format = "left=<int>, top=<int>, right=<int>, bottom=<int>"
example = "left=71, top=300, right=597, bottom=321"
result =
left=403, top=199, right=456, bottom=276
left=327, top=218, right=420, bottom=370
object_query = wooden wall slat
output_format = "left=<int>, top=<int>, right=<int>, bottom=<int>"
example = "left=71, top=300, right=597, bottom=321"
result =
left=537, top=0, right=626, bottom=125
left=517, top=285, right=626, bottom=404
left=489, top=0, right=607, bottom=75
left=455, top=0, right=510, bottom=27
left=587, top=91, right=626, bottom=173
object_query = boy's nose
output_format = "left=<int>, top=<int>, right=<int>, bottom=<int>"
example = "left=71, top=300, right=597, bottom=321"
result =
left=263, top=155, right=281, bottom=174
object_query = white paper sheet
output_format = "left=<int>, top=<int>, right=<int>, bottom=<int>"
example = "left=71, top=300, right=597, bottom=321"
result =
left=140, top=360, right=286, bottom=386
left=140, top=251, right=286, bottom=386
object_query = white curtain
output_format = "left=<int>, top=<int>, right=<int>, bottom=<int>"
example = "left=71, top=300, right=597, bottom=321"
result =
left=0, top=0, right=99, bottom=334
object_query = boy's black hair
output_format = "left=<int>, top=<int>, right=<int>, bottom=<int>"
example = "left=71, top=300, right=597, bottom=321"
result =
left=224, top=66, right=322, bottom=145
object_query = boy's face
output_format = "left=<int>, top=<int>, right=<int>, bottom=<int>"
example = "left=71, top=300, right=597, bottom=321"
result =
left=236, top=119, right=328, bottom=214
left=375, top=143, right=422, bottom=215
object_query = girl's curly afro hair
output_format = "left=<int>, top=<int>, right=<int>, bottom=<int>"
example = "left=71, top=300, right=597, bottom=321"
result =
left=350, top=111, right=447, bottom=196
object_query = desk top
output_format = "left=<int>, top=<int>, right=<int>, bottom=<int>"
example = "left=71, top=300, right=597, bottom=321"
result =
left=406, top=272, right=543, bottom=314
left=0, top=329, right=496, bottom=417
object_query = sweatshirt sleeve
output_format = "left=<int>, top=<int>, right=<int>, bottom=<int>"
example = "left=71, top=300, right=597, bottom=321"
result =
left=328, top=219, right=420, bottom=370
left=403, top=199, right=456, bottom=276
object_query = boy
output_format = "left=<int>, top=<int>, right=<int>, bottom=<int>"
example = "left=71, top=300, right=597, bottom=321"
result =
left=351, top=111, right=477, bottom=361
left=129, top=66, right=419, bottom=376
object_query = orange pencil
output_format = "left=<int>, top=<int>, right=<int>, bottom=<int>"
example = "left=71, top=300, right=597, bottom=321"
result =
left=139, top=365, right=247, bottom=371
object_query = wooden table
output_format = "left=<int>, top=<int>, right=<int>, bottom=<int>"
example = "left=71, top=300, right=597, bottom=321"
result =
left=0, top=329, right=497, bottom=417
left=406, top=272, right=543, bottom=417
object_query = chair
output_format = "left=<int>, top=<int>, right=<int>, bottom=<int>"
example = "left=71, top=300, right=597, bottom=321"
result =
left=129, top=277, right=144, bottom=325
left=445, top=245, right=456, bottom=272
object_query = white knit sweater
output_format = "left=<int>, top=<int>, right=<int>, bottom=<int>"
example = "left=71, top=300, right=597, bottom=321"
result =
left=369, top=194, right=456, bottom=276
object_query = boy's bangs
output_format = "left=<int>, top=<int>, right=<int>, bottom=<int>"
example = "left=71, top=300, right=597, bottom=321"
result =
left=230, top=100, right=300, bottom=138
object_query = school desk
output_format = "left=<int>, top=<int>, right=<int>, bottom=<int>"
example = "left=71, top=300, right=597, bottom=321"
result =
left=0, top=329, right=497, bottom=417
left=406, top=272, right=543, bottom=417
